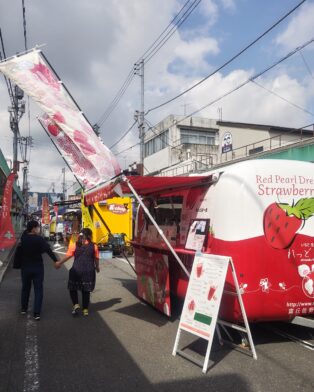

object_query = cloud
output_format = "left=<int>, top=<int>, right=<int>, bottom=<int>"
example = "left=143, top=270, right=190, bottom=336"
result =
left=167, top=37, right=219, bottom=77
left=0, top=0, right=313, bottom=192
left=275, top=2, right=314, bottom=52
left=220, top=0, right=236, bottom=11
left=185, top=68, right=314, bottom=127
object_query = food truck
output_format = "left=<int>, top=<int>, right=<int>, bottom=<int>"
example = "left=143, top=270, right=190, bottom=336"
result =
left=84, top=160, right=314, bottom=323
left=81, top=196, right=133, bottom=253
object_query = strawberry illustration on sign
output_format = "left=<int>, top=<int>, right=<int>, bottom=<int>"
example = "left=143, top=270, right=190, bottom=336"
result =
left=263, top=198, right=314, bottom=249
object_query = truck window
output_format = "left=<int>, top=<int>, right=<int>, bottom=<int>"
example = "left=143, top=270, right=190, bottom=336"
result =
left=146, top=196, right=183, bottom=229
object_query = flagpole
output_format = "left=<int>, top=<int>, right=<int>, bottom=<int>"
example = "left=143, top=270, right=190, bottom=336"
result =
left=0, top=44, right=45, bottom=64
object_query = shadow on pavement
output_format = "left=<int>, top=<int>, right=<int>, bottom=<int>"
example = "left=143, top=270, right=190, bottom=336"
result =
left=111, top=277, right=138, bottom=297
left=115, top=302, right=169, bottom=327
left=91, top=297, right=122, bottom=312
left=2, top=257, right=313, bottom=392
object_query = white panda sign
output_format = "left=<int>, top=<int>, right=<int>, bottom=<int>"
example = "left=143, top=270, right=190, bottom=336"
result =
left=222, top=132, right=233, bottom=153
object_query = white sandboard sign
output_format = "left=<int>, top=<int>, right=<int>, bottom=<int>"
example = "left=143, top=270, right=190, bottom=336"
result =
left=173, top=253, right=256, bottom=373
left=179, top=253, right=228, bottom=340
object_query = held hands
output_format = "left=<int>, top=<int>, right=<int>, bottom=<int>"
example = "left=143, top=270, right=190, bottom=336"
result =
left=54, top=261, right=62, bottom=270
left=95, top=265, right=100, bottom=273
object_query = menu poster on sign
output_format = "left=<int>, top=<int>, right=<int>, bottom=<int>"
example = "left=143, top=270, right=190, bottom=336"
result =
left=185, top=219, right=209, bottom=251
left=179, top=253, right=229, bottom=342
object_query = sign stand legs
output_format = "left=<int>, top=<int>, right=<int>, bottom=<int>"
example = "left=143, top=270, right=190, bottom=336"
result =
left=217, top=259, right=257, bottom=360
left=172, top=256, right=257, bottom=373
left=172, top=328, right=181, bottom=357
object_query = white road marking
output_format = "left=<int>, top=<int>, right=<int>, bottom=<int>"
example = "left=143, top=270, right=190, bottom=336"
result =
left=23, top=315, right=40, bottom=391
left=54, top=251, right=66, bottom=255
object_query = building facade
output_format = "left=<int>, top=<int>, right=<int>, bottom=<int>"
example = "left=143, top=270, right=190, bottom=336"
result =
left=143, top=115, right=314, bottom=176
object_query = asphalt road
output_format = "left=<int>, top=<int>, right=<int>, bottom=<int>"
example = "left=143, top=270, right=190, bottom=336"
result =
left=0, top=249, right=314, bottom=392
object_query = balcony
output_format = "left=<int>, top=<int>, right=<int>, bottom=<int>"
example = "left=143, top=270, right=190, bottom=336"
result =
left=172, top=138, right=219, bottom=161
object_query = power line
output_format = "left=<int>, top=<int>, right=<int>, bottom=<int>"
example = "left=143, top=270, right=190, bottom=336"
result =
left=140, top=0, right=192, bottom=60
left=22, top=0, right=28, bottom=50
left=132, top=37, right=314, bottom=163
left=0, top=28, right=15, bottom=108
left=145, top=0, right=201, bottom=64
left=145, top=119, right=175, bottom=147
left=251, top=80, right=314, bottom=117
left=145, top=0, right=307, bottom=115
left=95, top=0, right=201, bottom=129
left=96, top=70, right=135, bottom=128
left=114, top=117, right=178, bottom=158
left=109, top=120, right=137, bottom=150
left=160, top=37, right=314, bottom=129
left=299, top=49, right=314, bottom=80
left=114, top=141, right=140, bottom=157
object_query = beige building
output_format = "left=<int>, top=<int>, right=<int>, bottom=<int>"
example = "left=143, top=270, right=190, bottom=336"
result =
left=143, top=115, right=312, bottom=176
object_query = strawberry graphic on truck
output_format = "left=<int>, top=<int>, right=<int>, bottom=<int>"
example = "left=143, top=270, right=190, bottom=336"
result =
left=263, top=198, right=314, bottom=249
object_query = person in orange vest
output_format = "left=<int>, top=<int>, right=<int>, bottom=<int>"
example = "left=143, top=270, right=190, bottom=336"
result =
left=55, top=228, right=100, bottom=316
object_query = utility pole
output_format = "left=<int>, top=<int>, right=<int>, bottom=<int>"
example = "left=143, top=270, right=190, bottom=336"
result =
left=134, top=59, right=145, bottom=167
left=19, top=135, right=33, bottom=213
left=62, top=168, right=66, bottom=201
left=9, top=85, right=25, bottom=172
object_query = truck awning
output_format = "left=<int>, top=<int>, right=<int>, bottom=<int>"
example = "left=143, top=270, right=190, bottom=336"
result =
left=84, top=175, right=212, bottom=205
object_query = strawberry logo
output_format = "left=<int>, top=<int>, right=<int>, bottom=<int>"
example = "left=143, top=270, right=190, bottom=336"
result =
left=263, top=198, right=314, bottom=249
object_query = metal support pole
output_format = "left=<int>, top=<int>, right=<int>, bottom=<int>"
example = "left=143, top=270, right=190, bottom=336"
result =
left=134, top=59, right=145, bottom=166
left=140, top=59, right=145, bottom=165
left=13, top=122, right=18, bottom=173
left=62, top=167, right=66, bottom=200
left=124, top=176, right=190, bottom=278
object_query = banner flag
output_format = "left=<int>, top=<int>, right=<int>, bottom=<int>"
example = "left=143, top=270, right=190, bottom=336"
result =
left=0, top=173, right=17, bottom=249
left=42, top=196, right=50, bottom=225
left=0, top=50, right=121, bottom=189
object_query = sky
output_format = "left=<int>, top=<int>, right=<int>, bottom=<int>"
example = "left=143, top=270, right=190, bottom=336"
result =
left=0, top=0, right=313, bottom=193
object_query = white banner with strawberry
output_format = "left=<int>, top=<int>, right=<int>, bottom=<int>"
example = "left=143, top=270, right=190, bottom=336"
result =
left=0, top=50, right=121, bottom=189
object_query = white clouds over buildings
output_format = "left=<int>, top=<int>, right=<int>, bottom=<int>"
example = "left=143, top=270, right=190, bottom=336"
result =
left=0, top=0, right=313, bottom=191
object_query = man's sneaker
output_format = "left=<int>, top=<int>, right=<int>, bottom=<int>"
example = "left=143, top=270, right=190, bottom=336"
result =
left=72, top=304, right=80, bottom=316
left=33, top=313, right=40, bottom=321
left=82, top=309, right=89, bottom=317
left=21, top=309, right=27, bottom=315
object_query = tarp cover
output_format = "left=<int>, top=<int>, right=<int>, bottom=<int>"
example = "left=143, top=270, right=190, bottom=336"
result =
left=84, top=175, right=212, bottom=205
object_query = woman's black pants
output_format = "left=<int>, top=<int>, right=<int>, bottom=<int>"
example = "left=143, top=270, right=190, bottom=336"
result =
left=70, top=290, right=90, bottom=309
left=21, top=264, right=44, bottom=314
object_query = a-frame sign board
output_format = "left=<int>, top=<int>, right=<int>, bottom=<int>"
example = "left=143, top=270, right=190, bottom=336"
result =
left=172, top=253, right=257, bottom=374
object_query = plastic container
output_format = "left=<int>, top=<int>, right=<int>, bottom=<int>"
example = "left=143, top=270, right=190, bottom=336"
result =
left=99, top=250, right=113, bottom=260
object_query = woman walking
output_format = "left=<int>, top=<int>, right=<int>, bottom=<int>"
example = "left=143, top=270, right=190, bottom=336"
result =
left=56, top=228, right=100, bottom=316
left=20, top=220, right=59, bottom=320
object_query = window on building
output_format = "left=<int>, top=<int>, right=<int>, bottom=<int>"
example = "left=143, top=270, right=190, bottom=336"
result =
left=144, top=129, right=169, bottom=157
left=180, top=128, right=217, bottom=145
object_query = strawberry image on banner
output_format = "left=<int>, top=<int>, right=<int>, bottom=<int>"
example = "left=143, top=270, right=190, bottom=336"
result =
left=263, top=198, right=314, bottom=249
left=0, top=49, right=121, bottom=189
left=0, top=173, right=17, bottom=249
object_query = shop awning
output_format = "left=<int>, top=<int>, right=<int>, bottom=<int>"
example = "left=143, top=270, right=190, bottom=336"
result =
left=84, top=174, right=212, bottom=206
